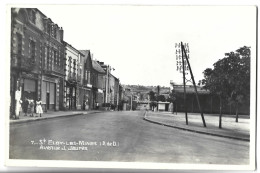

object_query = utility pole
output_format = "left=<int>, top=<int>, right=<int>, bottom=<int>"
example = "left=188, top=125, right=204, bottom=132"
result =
left=181, top=42, right=206, bottom=127
left=175, top=42, right=188, bottom=125
left=181, top=44, right=188, bottom=125
left=175, top=42, right=206, bottom=127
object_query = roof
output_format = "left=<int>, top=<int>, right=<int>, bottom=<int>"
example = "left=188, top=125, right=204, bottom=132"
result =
left=79, top=50, right=90, bottom=56
left=63, top=41, right=84, bottom=56
left=92, top=60, right=105, bottom=74
left=173, top=85, right=210, bottom=94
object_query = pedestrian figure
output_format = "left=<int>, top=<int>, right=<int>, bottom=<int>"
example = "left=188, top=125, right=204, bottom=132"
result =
left=15, top=99, right=23, bottom=119
left=14, top=89, right=22, bottom=119
left=96, top=102, right=99, bottom=110
left=22, top=97, right=29, bottom=116
left=29, top=100, right=35, bottom=117
left=36, top=98, right=43, bottom=117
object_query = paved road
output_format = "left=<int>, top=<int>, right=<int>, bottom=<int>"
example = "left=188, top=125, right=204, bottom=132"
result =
left=9, top=110, right=249, bottom=164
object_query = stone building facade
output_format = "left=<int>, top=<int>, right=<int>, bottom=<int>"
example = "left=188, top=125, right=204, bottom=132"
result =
left=91, top=60, right=106, bottom=108
left=63, top=41, right=84, bottom=110
left=10, top=8, right=65, bottom=117
left=79, top=50, right=93, bottom=110
left=10, top=8, right=122, bottom=116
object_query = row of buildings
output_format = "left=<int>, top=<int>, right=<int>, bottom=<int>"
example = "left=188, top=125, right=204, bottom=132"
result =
left=10, top=8, right=124, bottom=117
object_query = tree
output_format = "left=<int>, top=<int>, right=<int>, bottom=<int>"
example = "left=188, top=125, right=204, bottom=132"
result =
left=148, top=91, right=156, bottom=111
left=199, top=46, right=250, bottom=128
left=157, top=95, right=166, bottom=102
left=148, top=91, right=156, bottom=101
left=157, top=85, right=160, bottom=95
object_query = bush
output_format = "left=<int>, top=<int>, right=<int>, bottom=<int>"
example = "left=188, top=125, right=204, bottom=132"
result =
left=102, top=103, right=111, bottom=107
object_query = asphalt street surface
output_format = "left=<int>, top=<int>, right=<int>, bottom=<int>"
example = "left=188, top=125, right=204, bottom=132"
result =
left=9, top=110, right=249, bottom=164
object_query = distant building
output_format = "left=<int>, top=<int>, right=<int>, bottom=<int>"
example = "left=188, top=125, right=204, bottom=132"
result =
left=98, top=62, right=120, bottom=107
left=91, top=60, right=106, bottom=109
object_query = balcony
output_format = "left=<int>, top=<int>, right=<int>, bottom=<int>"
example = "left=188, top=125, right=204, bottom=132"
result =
left=11, top=54, right=35, bottom=71
left=52, top=65, right=64, bottom=75
left=83, top=80, right=92, bottom=88
left=43, top=65, right=64, bottom=76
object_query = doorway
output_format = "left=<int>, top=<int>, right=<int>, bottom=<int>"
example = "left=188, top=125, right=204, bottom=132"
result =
left=46, top=92, right=50, bottom=110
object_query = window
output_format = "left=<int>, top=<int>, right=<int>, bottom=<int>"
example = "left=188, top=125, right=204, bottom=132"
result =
left=53, top=26, right=57, bottom=39
left=85, top=71, right=88, bottom=80
left=29, top=40, right=35, bottom=59
left=73, top=59, right=76, bottom=76
left=47, top=23, right=51, bottom=35
left=16, top=34, right=22, bottom=55
left=46, top=47, right=50, bottom=70
left=68, top=57, right=72, bottom=76
left=30, top=10, right=36, bottom=24
left=51, top=24, right=54, bottom=37
left=53, top=50, right=57, bottom=65
left=57, top=49, right=60, bottom=67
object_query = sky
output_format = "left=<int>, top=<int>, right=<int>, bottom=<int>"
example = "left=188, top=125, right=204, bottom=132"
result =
left=11, top=5, right=258, bottom=87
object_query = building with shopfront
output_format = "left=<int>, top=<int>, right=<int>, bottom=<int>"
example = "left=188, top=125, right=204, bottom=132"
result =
left=79, top=50, right=93, bottom=110
left=91, top=60, right=106, bottom=109
left=97, top=62, right=120, bottom=109
left=63, top=41, right=84, bottom=110
left=10, top=8, right=65, bottom=117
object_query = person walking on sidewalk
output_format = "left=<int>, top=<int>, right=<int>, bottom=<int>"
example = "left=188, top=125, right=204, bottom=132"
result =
left=15, top=99, right=23, bottom=119
left=29, top=100, right=35, bottom=117
left=22, top=97, right=29, bottom=116
left=36, top=98, right=43, bottom=117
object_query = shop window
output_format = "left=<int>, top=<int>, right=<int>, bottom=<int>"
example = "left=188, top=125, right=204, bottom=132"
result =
left=24, top=79, right=36, bottom=92
left=41, top=81, right=47, bottom=104
left=50, top=83, right=55, bottom=104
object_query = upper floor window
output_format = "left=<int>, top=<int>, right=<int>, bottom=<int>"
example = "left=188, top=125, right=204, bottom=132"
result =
left=29, top=40, right=36, bottom=59
left=16, top=33, right=22, bottom=55
left=47, top=23, right=51, bottom=35
left=51, top=24, right=54, bottom=37
left=53, top=26, right=57, bottom=39
left=73, top=59, right=76, bottom=74
left=53, top=50, right=57, bottom=65
left=30, top=10, right=36, bottom=24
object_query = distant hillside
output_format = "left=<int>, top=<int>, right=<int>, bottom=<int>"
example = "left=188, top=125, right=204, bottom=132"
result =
left=123, top=84, right=170, bottom=94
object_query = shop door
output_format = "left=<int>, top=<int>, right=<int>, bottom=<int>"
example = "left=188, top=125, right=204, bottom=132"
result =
left=46, top=93, right=50, bottom=110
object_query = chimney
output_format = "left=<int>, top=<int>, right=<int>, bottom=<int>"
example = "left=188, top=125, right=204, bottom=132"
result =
left=59, top=27, right=64, bottom=41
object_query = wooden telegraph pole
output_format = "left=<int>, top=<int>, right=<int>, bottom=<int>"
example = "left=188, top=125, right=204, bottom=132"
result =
left=175, top=43, right=188, bottom=125
left=181, top=44, right=188, bottom=125
left=175, top=42, right=206, bottom=127
left=181, top=42, right=207, bottom=127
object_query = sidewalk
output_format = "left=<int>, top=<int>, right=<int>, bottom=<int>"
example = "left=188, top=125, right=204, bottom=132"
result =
left=144, top=111, right=250, bottom=141
left=10, top=110, right=103, bottom=125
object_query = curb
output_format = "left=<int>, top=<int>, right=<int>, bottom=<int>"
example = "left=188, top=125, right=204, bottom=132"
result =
left=143, top=111, right=249, bottom=142
left=10, top=111, right=102, bottom=125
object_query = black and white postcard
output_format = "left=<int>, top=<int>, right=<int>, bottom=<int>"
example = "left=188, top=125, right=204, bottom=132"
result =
left=4, top=4, right=257, bottom=171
